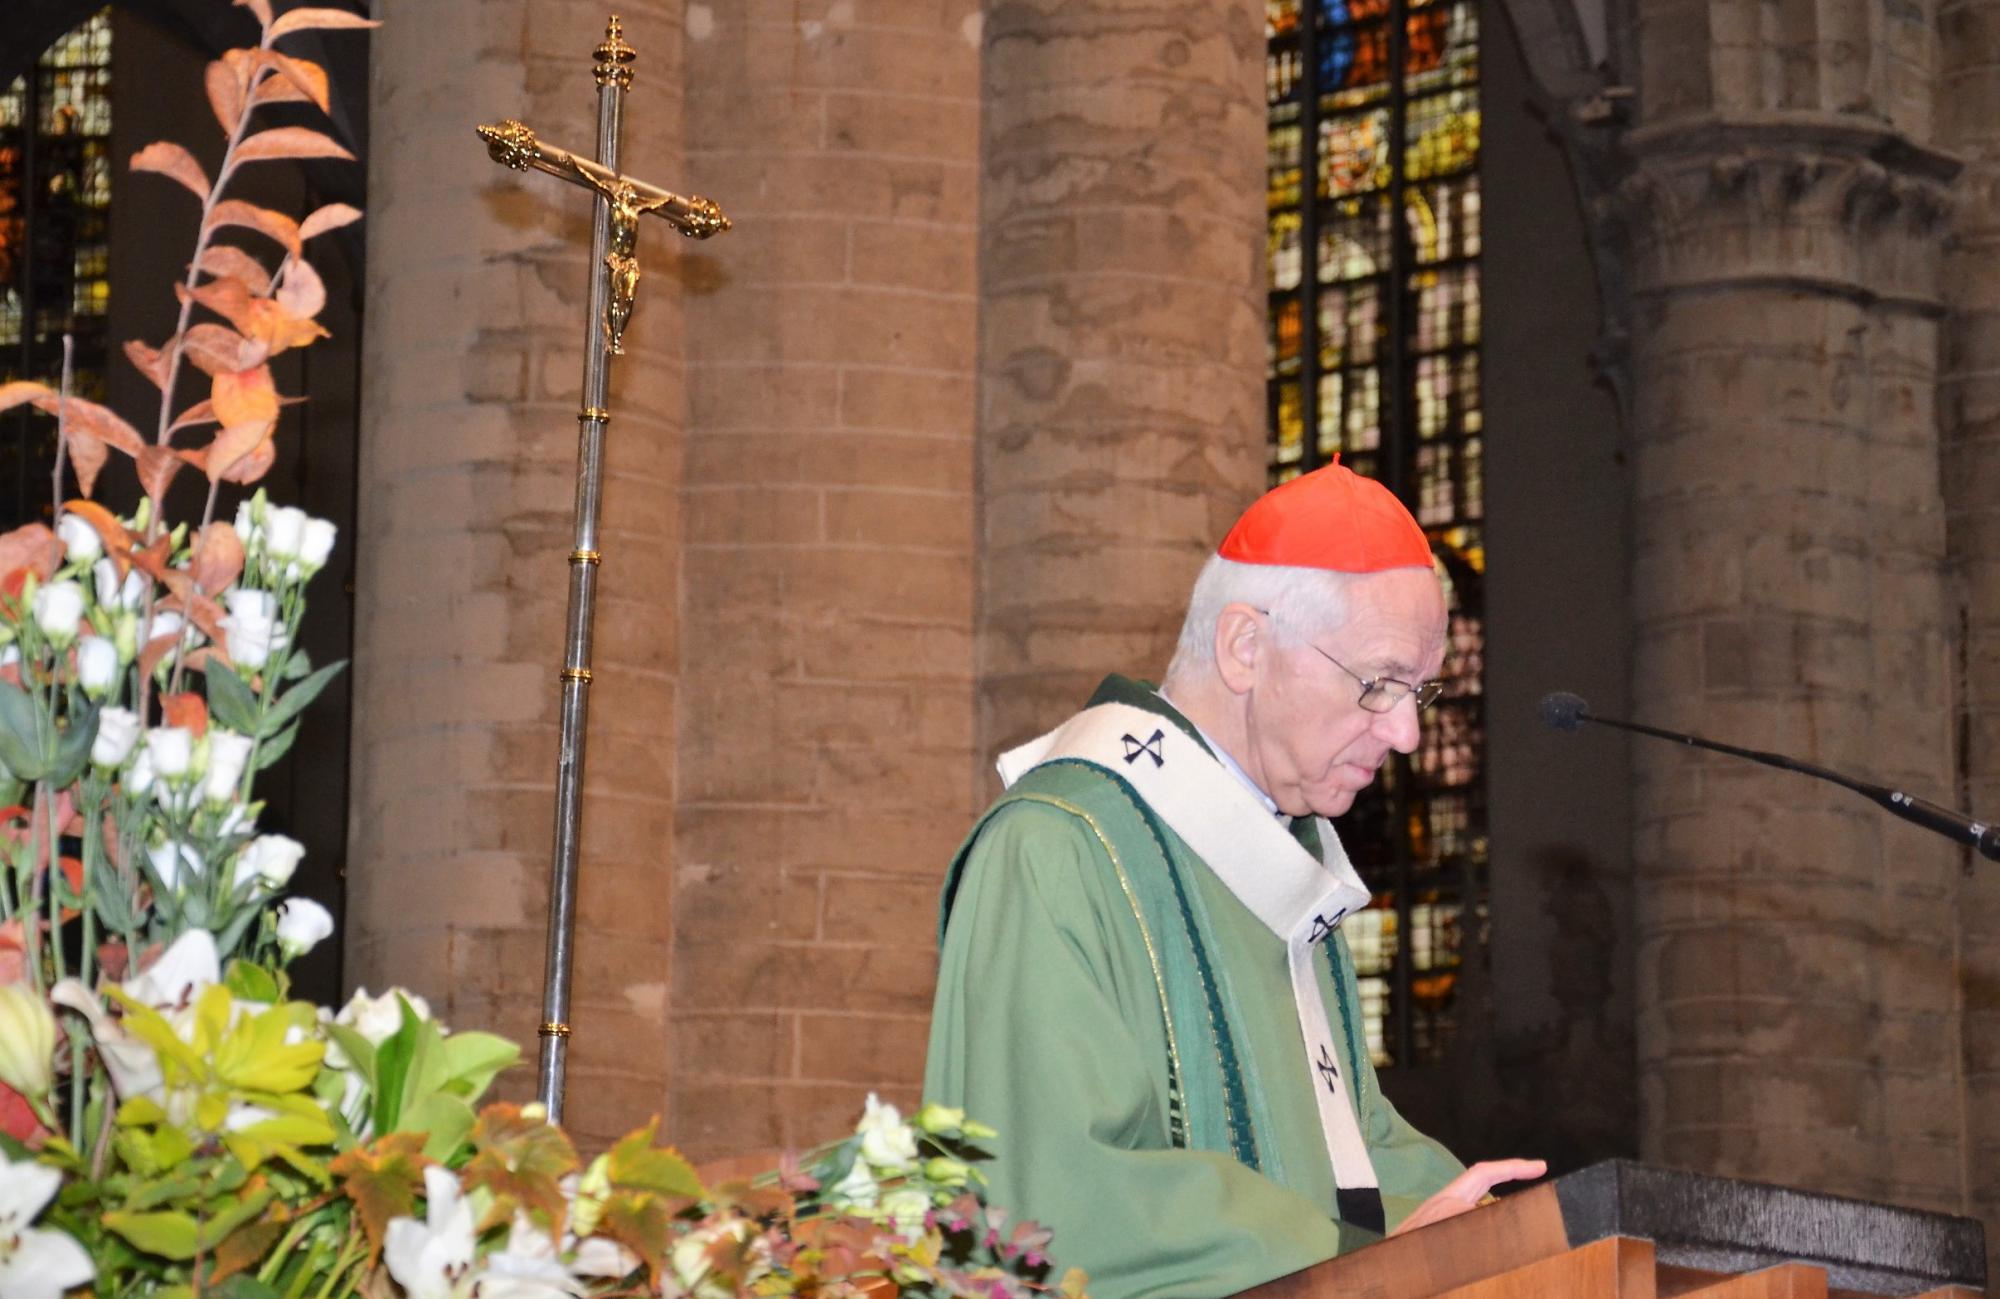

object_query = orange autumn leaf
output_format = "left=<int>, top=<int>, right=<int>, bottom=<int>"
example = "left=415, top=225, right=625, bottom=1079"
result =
left=276, top=260, right=327, bottom=321
left=218, top=433, right=276, bottom=485
left=330, top=1132, right=431, bottom=1264
left=460, top=1104, right=578, bottom=1235
left=193, top=422, right=274, bottom=484
left=269, top=7, right=380, bottom=38
left=300, top=202, right=362, bottom=242
left=131, top=140, right=211, bottom=202
left=212, top=365, right=279, bottom=428
left=137, top=445, right=186, bottom=502
left=0, top=523, right=60, bottom=586
left=124, top=338, right=170, bottom=389
left=205, top=56, right=247, bottom=135
left=28, top=393, right=146, bottom=499
left=182, top=324, right=265, bottom=378
left=206, top=1217, right=287, bottom=1287
left=168, top=399, right=218, bottom=436
left=250, top=52, right=331, bottom=112
left=167, top=590, right=230, bottom=649
left=243, top=298, right=330, bottom=355
left=179, top=277, right=259, bottom=335
left=0, top=381, right=53, bottom=414
left=205, top=198, right=302, bottom=258
left=231, top=126, right=354, bottom=167
left=189, top=521, right=245, bottom=594
left=196, top=245, right=274, bottom=296
left=61, top=500, right=132, bottom=565
left=159, top=693, right=210, bottom=738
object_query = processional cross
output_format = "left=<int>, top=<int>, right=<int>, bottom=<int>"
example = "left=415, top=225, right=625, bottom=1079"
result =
left=474, top=17, right=730, bottom=1123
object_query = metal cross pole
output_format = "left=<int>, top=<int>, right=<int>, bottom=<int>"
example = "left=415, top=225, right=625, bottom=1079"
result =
left=474, top=15, right=729, bottom=1123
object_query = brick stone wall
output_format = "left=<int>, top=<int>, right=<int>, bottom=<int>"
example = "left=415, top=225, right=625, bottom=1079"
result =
left=349, top=0, right=687, bottom=1150
left=669, top=0, right=982, bottom=1160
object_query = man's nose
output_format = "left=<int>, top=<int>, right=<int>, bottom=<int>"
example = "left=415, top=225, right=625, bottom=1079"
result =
left=1375, top=695, right=1424, bottom=754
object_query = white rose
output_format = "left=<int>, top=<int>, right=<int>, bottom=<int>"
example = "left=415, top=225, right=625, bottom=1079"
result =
left=264, top=507, right=307, bottom=561
left=76, top=635, right=118, bottom=698
left=299, top=518, right=337, bottom=573
left=56, top=512, right=102, bottom=563
left=335, top=986, right=431, bottom=1044
left=856, top=1092, right=919, bottom=1171
left=144, top=727, right=193, bottom=779
left=275, top=897, right=334, bottom=957
left=236, top=834, right=305, bottom=893
left=91, top=706, right=141, bottom=768
left=203, top=729, right=254, bottom=806
left=31, top=580, right=85, bottom=646
left=93, top=557, right=148, bottom=611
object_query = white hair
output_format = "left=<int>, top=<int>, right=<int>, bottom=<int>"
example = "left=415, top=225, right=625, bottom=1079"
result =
left=1162, top=555, right=1356, bottom=685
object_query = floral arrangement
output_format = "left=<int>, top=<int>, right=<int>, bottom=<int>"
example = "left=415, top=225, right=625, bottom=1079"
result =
left=0, top=4, right=1084, bottom=1299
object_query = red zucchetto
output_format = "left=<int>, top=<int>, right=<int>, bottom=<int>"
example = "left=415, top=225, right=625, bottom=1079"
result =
left=1217, top=459, right=1432, bottom=572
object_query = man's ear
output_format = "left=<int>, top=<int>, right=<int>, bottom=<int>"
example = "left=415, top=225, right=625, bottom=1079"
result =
left=1213, top=603, right=1265, bottom=695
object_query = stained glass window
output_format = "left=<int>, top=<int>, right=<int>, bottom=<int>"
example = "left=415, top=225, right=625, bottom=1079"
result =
left=1267, top=0, right=1483, bottom=1067
left=1, top=8, right=114, bottom=527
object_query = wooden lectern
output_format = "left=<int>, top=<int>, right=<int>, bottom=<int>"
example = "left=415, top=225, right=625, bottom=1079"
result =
left=1244, top=1162, right=1988, bottom=1299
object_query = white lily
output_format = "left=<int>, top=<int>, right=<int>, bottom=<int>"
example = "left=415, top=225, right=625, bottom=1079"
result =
left=385, top=1166, right=477, bottom=1299
left=0, top=1152, right=94, bottom=1299
left=471, top=1218, right=585, bottom=1299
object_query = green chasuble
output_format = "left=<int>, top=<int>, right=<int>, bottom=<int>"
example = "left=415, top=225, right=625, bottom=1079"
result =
left=922, top=678, right=1462, bottom=1299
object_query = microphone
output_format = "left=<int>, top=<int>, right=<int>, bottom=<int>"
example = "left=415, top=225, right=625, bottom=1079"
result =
left=1540, top=691, right=2000, bottom=863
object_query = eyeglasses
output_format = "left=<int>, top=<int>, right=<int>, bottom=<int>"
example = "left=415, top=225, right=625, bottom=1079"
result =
left=1303, top=644, right=1447, bottom=714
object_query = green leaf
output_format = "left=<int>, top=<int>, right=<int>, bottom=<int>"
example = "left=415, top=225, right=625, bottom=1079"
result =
left=607, top=1119, right=704, bottom=1198
left=281, top=648, right=313, bottom=681
left=0, top=676, right=53, bottom=779
left=205, top=659, right=262, bottom=734
left=126, top=1168, right=204, bottom=1210
left=253, top=719, right=300, bottom=770
left=259, top=659, right=345, bottom=734
left=196, top=1185, right=273, bottom=1249
left=402, top=1091, right=477, bottom=1163
left=438, top=1031, right=519, bottom=1103
left=104, top=1208, right=201, bottom=1260
left=224, top=959, right=281, bottom=1004
left=47, top=699, right=99, bottom=787
left=324, top=1022, right=376, bottom=1087
left=397, top=1015, right=450, bottom=1123
left=371, top=1007, right=420, bottom=1136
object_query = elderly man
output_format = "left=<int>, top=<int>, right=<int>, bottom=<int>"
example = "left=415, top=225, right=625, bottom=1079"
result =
left=923, top=463, right=1542, bottom=1299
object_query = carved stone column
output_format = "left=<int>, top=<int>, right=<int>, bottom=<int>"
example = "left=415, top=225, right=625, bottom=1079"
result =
left=349, top=0, right=686, bottom=1149
left=1938, top=0, right=2000, bottom=1249
left=977, top=0, right=1270, bottom=757
left=1617, top=115, right=1964, bottom=1209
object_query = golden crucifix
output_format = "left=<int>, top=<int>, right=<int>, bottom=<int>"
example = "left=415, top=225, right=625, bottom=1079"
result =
left=472, top=16, right=730, bottom=1123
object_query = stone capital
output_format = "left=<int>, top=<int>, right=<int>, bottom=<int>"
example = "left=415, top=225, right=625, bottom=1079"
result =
left=1597, top=113, right=1962, bottom=310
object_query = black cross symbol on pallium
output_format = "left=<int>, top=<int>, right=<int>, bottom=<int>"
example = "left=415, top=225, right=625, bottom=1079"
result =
left=1315, top=1042, right=1341, bottom=1095
left=1307, top=912, right=1341, bottom=945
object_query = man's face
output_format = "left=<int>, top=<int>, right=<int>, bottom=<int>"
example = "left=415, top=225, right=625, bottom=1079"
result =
left=1242, top=568, right=1448, bottom=819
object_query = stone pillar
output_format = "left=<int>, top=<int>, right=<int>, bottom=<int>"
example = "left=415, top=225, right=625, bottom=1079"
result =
left=669, top=0, right=982, bottom=1159
left=977, top=0, right=1270, bottom=757
left=1619, top=4, right=1965, bottom=1205
left=1938, top=0, right=2000, bottom=1258
left=350, top=0, right=685, bottom=1149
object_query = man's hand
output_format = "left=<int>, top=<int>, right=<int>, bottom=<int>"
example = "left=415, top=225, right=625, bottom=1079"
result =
left=1388, top=1158, right=1548, bottom=1236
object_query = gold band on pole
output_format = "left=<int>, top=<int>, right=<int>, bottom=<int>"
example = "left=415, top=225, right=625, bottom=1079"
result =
left=578, top=407, right=611, bottom=423
left=539, top=1021, right=573, bottom=1038
left=561, top=667, right=593, bottom=684
left=569, top=550, right=602, bottom=566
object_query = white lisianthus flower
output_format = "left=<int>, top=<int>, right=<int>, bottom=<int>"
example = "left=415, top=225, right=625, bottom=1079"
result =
left=829, top=1156, right=879, bottom=1209
left=91, top=707, right=141, bottom=770
left=385, top=1167, right=477, bottom=1299
left=264, top=506, right=308, bottom=562
left=55, top=512, right=101, bottom=564
left=0, top=1152, right=95, bottom=1299
left=125, top=747, right=156, bottom=796
left=881, top=1187, right=931, bottom=1240
left=236, top=834, right=305, bottom=894
left=335, top=985, right=431, bottom=1044
left=0, top=984, right=57, bottom=1100
left=203, top=729, right=254, bottom=806
left=93, top=558, right=148, bottom=612
left=143, top=609, right=187, bottom=650
left=470, top=1218, right=585, bottom=1299
left=299, top=517, right=338, bottom=574
left=234, top=498, right=263, bottom=550
left=275, top=897, right=335, bottom=957
left=75, top=635, right=118, bottom=698
left=144, top=840, right=203, bottom=892
left=144, top=727, right=193, bottom=780
left=30, top=580, right=85, bottom=647
left=221, top=588, right=286, bottom=669
left=856, top=1092, right=919, bottom=1171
